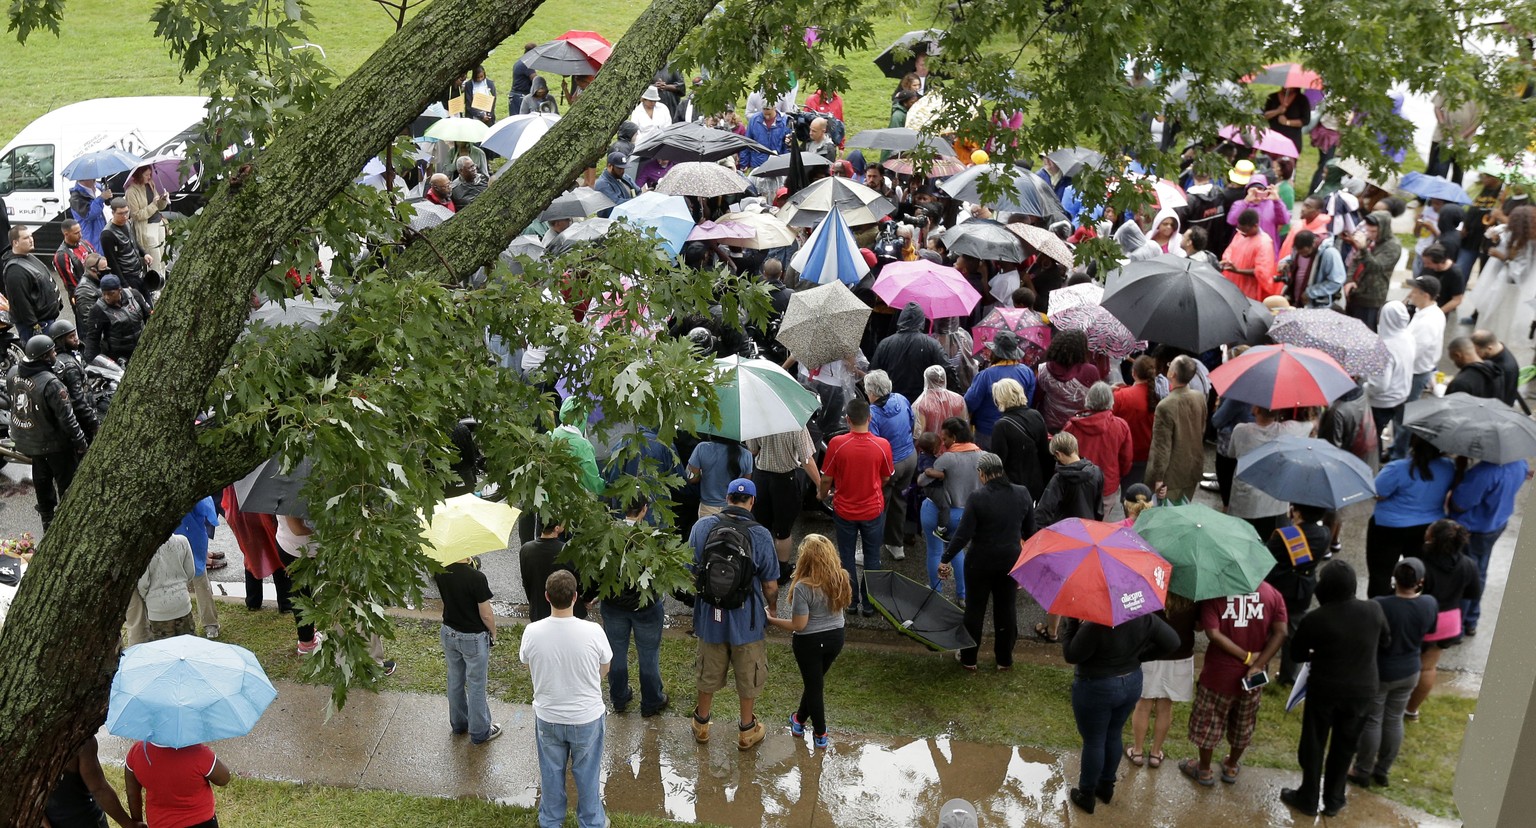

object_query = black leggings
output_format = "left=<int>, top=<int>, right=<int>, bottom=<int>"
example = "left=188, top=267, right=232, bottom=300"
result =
left=1215, top=452, right=1238, bottom=508
left=1364, top=518, right=1429, bottom=598
left=961, top=566, right=1019, bottom=668
left=792, top=628, right=845, bottom=737
left=277, top=549, right=316, bottom=643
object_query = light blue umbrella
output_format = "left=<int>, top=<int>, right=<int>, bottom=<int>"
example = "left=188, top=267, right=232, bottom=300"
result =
left=610, top=192, right=694, bottom=259
left=788, top=208, right=868, bottom=286
left=107, top=635, right=278, bottom=748
left=62, top=147, right=145, bottom=181
left=1399, top=172, right=1472, bottom=205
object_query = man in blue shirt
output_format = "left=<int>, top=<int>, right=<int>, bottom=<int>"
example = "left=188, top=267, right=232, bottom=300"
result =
left=1448, top=458, right=1529, bottom=634
left=688, top=478, right=779, bottom=750
left=739, top=105, right=791, bottom=170
left=174, top=496, right=221, bottom=639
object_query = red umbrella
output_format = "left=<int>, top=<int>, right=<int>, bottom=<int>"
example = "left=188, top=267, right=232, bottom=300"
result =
left=971, top=306, right=1051, bottom=362
left=1242, top=62, right=1323, bottom=91
left=556, top=30, right=613, bottom=65
left=1011, top=519, right=1171, bottom=627
left=1209, top=343, right=1355, bottom=409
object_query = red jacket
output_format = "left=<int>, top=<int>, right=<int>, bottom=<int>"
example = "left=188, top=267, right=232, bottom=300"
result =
left=1111, top=383, right=1156, bottom=462
left=1062, top=410, right=1134, bottom=496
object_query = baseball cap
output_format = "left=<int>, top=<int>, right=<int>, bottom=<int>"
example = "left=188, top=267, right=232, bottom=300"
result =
left=1409, top=274, right=1441, bottom=297
left=607, top=151, right=629, bottom=167
left=727, top=478, right=756, bottom=498
left=1228, top=159, right=1256, bottom=186
left=100, top=275, right=122, bottom=291
left=1395, top=556, right=1426, bottom=586
left=937, top=799, right=978, bottom=828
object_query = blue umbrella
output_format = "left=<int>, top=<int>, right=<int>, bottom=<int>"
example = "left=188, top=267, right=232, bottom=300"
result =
left=1233, top=436, right=1375, bottom=509
left=788, top=208, right=869, bottom=286
left=62, top=147, right=145, bottom=181
left=610, top=192, right=694, bottom=259
left=107, top=635, right=278, bottom=748
left=1398, top=172, right=1472, bottom=205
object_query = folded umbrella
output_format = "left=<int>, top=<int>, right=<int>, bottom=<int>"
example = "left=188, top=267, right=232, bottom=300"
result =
left=753, top=151, right=832, bottom=179
left=1011, top=518, right=1171, bottom=627
left=611, top=192, right=695, bottom=259
left=633, top=121, right=769, bottom=163
left=940, top=164, right=1068, bottom=222
left=873, top=30, right=944, bottom=79
left=424, top=117, right=491, bottom=144
left=699, top=356, right=821, bottom=442
left=481, top=113, right=561, bottom=160
left=234, top=457, right=313, bottom=519
left=1267, top=308, right=1389, bottom=377
left=1050, top=304, right=1146, bottom=360
left=656, top=161, right=749, bottom=197
left=789, top=208, right=869, bottom=286
left=778, top=177, right=895, bottom=229
left=1209, top=343, right=1355, bottom=408
left=1218, top=125, right=1299, bottom=159
left=62, top=147, right=145, bottom=181
left=1235, top=436, right=1375, bottom=509
left=864, top=569, right=976, bottom=651
left=778, top=281, right=872, bottom=369
left=873, top=260, right=982, bottom=320
left=1101, top=254, right=1250, bottom=352
left=1133, top=503, right=1275, bottom=601
left=972, top=306, right=1051, bottom=362
left=107, top=636, right=278, bottom=749
left=1005, top=223, right=1074, bottom=268
left=1398, top=172, right=1473, bottom=205
left=1045, top=147, right=1106, bottom=179
left=421, top=494, right=522, bottom=566
left=524, top=39, right=601, bottom=75
left=538, top=187, right=616, bottom=222
left=716, top=210, right=797, bottom=250
left=1403, top=392, right=1536, bottom=464
left=941, top=219, right=1026, bottom=263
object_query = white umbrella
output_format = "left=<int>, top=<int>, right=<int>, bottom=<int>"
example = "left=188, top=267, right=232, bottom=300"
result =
left=718, top=211, right=797, bottom=249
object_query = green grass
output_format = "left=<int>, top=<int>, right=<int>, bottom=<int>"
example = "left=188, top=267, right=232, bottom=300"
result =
left=218, top=603, right=1472, bottom=818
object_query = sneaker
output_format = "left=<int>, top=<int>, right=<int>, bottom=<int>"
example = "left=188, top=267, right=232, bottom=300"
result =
left=204, top=625, right=220, bottom=640
left=296, top=632, right=325, bottom=656
left=641, top=693, right=670, bottom=718
left=473, top=724, right=503, bottom=745
left=789, top=712, right=806, bottom=736
left=691, top=710, right=711, bottom=743
left=380, top=660, right=398, bottom=677
left=1202, top=471, right=1218, bottom=481
left=885, top=544, right=906, bottom=561
left=813, top=732, right=830, bottom=749
left=737, top=718, right=765, bottom=750
left=1199, top=480, right=1221, bottom=492
left=931, top=526, right=949, bottom=542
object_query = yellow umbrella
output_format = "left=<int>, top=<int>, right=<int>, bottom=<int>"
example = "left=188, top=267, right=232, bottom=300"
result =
left=420, top=494, right=521, bottom=566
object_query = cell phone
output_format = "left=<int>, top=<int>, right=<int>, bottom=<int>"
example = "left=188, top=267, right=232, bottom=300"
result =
left=1241, top=671, right=1269, bottom=692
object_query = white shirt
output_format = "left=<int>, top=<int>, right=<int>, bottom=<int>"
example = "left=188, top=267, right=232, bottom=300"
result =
left=629, top=102, right=673, bottom=146
left=1407, top=303, right=1446, bottom=375
left=520, top=615, right=612, bottom=725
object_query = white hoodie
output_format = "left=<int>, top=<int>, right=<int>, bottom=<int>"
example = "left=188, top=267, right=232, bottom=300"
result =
left=1365, top=302, right=1414, bottom=408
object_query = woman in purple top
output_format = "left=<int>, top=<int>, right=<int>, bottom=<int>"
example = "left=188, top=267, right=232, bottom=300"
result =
left=1226, top=174, right=1292, bottom=255
left=1033, top=330, right=1100, bottom=432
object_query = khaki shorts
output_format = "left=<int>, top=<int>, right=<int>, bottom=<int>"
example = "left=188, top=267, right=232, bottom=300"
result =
left=696, top=639, right=768, bottom=699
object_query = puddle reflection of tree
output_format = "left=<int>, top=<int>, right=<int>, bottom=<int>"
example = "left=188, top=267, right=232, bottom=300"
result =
left=926, top=737, right=1014, bottom=815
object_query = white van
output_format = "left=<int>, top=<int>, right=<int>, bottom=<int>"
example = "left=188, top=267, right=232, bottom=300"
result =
left=0, top=96, right=208, bottom=252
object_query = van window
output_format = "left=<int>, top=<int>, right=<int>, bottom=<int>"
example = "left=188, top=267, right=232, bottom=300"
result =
left=0, top=144, right=55, bottom=195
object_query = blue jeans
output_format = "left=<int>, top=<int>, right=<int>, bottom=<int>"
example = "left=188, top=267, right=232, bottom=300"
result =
left=1071, top=670, right=1142, bottom=791
left=602, top=599, right=666, bottom=713
left=535, top=716, right=606, bottom=828
left=1462, top=527, right=1504, bottom=628
left=920, top=500, right=966, bottom=600
left=440, top=626, right=492, bottom=742
left=1456, top=248, right=1479, bottom=291
left=834, top=512, right=884, bottom=612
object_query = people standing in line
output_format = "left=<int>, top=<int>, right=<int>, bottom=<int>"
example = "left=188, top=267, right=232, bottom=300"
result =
left=919, top=418, right=981, bottom=605
left=1031, top=431, right=1103, bottom=643
left=746, top=426, right=821, bottom=584
left=221, top=485, right=291, bottom=614
left=1443, top=336, right=1503, bottom=399
left=275, top=515, right=324, bottom=656
left=1341, top=211, right=1402, bottom=332
left=462, top=64, right=498, bottom=125
left=520, top=518, right=587, bottom=623
left=1407, top=520, right=1483, bottom=718
left=84, top=275, right=153, bottom=365
left=1062, top=383, right=1133, bottom=521
left=766, top=534, right=849, bottom=748
left=872, top=303, right=951, bottom=402
left=1470, top=330, right=1521, bottom=408
left=174, top=496, right=223, bottom=640
left=1228, top=407, right=1315, bottom=537
left=987, top=377, right=1051, bottom=500
left=1398, top=275, right=1446, bottom=440
left=864, top=370, right=916, bottom=563
left=1033, top=330, right=1100, bottom=433
left=124, top=739, right=231, bottom=828
left=1364, top=437, right=1452, bottom=597
left=1147, top=356, right=1208, bottom=505
left=130, top=534, right=197, bottom=645
left=1264, top=502, right=1330, bottom=685
left=521, top=570, right=612, bottom=828
left=98, top=199, right=153, bottom=296
left=1126, top=593, right=1197, bottom=770
left=3, top=226, right=64, bottom=336
left=434, top=549, right=500, bottom=745
left=124, top=166, right=171, bottom=270
left=604, top=497, right=669, bottom=717
left=939, top=452, right=1037, bottom=671
left=47, top=319, right=101, bottom=442
left=818, top=399, right=894, bottom=616
left=1363, top=302, right=1414, bottom=458
left=1351, top=557, right=1438, bottom=790
left=508, top=42, right=538, bottom=116
left=1206, top=372, right=1255, bottom=508
left=1446, top=455, right=1528, bottom=636
left=1281, top=561, right=1390, bottom=818
left=688, top=433, right=754, bottom=519
left=68, top=177, right=110, bottom=254
left=8, top=335, right=88, bottom=531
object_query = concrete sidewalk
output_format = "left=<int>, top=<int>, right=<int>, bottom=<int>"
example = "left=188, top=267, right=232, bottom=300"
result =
left=97, top=680, right=1453, bottom=828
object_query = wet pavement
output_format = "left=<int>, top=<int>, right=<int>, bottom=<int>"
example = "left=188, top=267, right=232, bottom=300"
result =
left=96, top=678, right=1453, bottom=827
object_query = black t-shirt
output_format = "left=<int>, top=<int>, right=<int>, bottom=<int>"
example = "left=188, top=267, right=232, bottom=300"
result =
left=1264, top=521, right=1330, bottom=615
left=435, top=561, right=493, bottom=634
left=519, top=538, right=586, bottom=622
left=1433, top=264, right=1466, bottom=308
left=1374, top=594, right=1438, bottom=682
left=1264, top=91, right=1312, bottom=155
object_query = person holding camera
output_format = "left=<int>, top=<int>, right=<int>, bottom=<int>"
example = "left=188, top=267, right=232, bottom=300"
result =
left=1224, top=174, right=1291, bottom=256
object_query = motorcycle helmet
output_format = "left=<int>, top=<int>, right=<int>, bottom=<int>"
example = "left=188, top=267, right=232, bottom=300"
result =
left=46, top=319, right=76, bottom=341
left=685, top=326, right=716, bottom=355
left=24, top=334, right=56, bottom=363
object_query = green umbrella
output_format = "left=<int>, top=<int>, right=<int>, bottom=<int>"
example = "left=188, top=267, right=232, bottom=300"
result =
left=698, top=356, right=820, bottom=442
left=424, top=117, right=491, bottom=144
left=1133, top=503, right=1274, bottom=601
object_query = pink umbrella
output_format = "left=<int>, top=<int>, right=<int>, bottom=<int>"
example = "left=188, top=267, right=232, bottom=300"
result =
left=688, top=221, right=753, bottom=242
left=873, top=261, right=982, bottom=320
left=1218, top=126, right=1299, bottom=159
left=972, top=306, right=1052, bottom=363
left=134, top=156, right=193, bottom=194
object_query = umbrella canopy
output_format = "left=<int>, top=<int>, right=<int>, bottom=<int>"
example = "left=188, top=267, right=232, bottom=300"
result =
left=107, top=636, right=278, bottom=749
left=656, top=161, right=749, bottom=197
left=1101, top=254, right=1251, bottom=352
left=1148, top=178, right=1187, bottom=210
left=555, top=30, right=613, bottom=64
left=1045, top=147, right=1106, bottom=178
left=1006, top=223, right=1074, bottom=267
left=421, top=494, right=522, bottom=566
left=1402, top=392, right=1536, bottom=463
left=138, top=155, right=193, bottom=194
left=547, top=217, right=617, bottom=255
left=62, top=147, right=145, bottom=181
left=1011, top=518, right=1171, bottom=627
left=873, top=260, right=982, bottom=320
left=1234, top=436, right=1376, bottom=509
left=881, top=156, right=968, bottom=178
left=633, top=121, right=768, bottom=163
left=789, top=208, right=869, bottom=286
left=405, top=199, right=455, bottom=232
left=846, top=128, right=955, bottom=155
left=1209, top=343, right=1355, bottom=408
left=1218, top=125, right=1300, bottom=159
left=611, top=192, right=694, bottom=258
left=1267, top=308, right=1389, bottom=376
left=1050, top=304, right=1146, bottom=360
left=753, top=151, right=832, bottom=179
left=864, top=569, right=976, bottom=651
left=699, top=356, right=821, bottom=442
left=874, top=30, right=943, bottom=79
left=538, top=187, right=615, bottom=222
left=248, top=298, right=340, bottom=331
left=524, top=39, right=600, bottom=75
left=778, top=281, right=872, bottom=368
left=972, top=306, right=1051, bottom=361
left=941, top=219, right=1026, bottom=263
left=939, top=164, right=1067, bottom=222
left=499, top=234, right=547, bottom=274
left=424, top=117, right=491, bottom=144
left=1242, top=298, right=1275, bottom=344
left=1046, top=281, right=1104, bottom=317
left=1243, top=62, right=1324, bottom=90
left=481, top=113, right=561, bottom=159
left=778, top=177, right=895, bottom=229
left=234, top=457, right=312, bottom=518
left=1398, top=172, right=1473, bottom=205
left=903, top=93, right=970, bottom=133
left=687, top=220, right=754, bottom=242
left=716, top=210, right=796, bottom=249
left=1133, top=503, right=1275, bottom=600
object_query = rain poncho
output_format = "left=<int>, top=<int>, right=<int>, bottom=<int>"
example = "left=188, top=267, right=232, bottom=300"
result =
left=552, top=397, right=604, bottom=494
left=871, top=303, right=952, bottom=400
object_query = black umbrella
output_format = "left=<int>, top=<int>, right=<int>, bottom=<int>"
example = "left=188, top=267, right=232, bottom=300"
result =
left=1242, top=299, right=1274, bottom=344
left=940, top=219, right=1026, bottom=263
left=752, top=151, right=831, bottom=178
left=1403, top=393, right=1536, bottom=464
left=523, top=40, right=600, bottom=76
left=1100, top=254, right=1251, bottom=352
left=864, top=570, right=976, bottom=652
left=632, top=121, right=769, bottom=163
left=234, top=457, right=313, bottom=519
left=874, top=30, right=944, bottom=79
left=539, top=187, right=616, bottom=221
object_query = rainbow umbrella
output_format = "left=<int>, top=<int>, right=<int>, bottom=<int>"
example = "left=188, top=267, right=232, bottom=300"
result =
left=1011, top=519, right=1171, bottom=627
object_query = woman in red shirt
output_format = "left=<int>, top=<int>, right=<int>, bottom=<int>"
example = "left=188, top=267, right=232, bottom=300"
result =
left=125, top=741, right=232, bottom=828
left=1111, top=356, right=1159, bottom=494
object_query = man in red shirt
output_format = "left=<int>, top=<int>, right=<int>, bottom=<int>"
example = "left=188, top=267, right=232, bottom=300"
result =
left=818, top=398, right=894, bottom=616
left=1179, top=581, right=1288, bottom=787
left=52, top=219, right=96, bottom=304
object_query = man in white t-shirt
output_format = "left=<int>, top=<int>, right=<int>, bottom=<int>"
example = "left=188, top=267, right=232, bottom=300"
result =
left=1396, top=275, right=1445, bottom=460
left=520, top=570, right=612, bottom=828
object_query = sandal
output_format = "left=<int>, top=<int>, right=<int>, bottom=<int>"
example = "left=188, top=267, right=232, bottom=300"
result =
left=1147, top=751, right=1164, bottom=768
left=1220, top=757, right=1241, bottom=784
left=1125, top=747, right=1145, bottom=767
left=1403, top=709, right=1420, bottom=721
left=1179, top=758, right=1215, bottom=787
left=1033, top=622, right=1059, bottom=644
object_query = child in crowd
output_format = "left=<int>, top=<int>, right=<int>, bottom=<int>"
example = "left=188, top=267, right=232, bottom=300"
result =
left=910, top=432, right=955, bottom=540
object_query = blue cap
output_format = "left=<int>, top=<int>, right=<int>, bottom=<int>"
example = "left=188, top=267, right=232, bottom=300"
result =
left=100, top=275, right=122, bottom=291
left=727, top=478, right=756, bottom=497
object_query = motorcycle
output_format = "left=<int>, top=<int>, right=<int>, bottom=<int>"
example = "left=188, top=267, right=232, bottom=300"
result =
left=0, top=312, right=27, bottom=467
left=86, top=356, right=124, bottom=418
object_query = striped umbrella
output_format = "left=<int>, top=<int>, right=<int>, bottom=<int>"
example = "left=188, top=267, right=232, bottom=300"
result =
left=1011, top=519, right=1171, bottom=627
left=789, top=208, right=869, bottom=286
left=1209, top=344, right=1355, bottom=408
left=1050, top=304, right=1146, bottom=359
left=778, top=177, right=896, bottom=229
left=873, top=260, right=982, bottom=320
left=481, top=113, right=561, bottom=159
left=699, top=356, right=821, bottom=442
left=1267, top=308, right=1389, bottom=376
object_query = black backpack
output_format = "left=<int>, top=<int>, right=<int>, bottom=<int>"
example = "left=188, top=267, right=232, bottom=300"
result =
left=695, top=512, right=758, bottom=610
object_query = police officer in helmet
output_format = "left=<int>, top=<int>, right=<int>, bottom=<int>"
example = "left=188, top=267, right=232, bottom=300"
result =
left=46, top=319, right=100, bottom=441
left=8, top=334, right=89, bottom=529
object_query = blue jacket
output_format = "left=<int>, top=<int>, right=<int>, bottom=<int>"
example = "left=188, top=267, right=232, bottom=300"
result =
left=740, top=114, right=790, bottom=169
left=869, top=393, right=916, bottom=463
left=1373, top=457, right=1454, bottom=528
left=1450, top=459, right=1528, bottom=533
left=964, top=364, right=1037, bottom=437
left=1305, top=237, right=1347, bottom=306
left=174, top=496, right=219, bottom=576
left=593, top=169, right=638, bottom=216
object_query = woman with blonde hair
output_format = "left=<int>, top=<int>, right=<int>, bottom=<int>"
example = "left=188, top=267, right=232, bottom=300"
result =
left=768, top=534, right=850, bottom=748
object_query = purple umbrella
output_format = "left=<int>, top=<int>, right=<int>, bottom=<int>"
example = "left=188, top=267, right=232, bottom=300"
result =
left=1267, top=308, right=1389, bottom=377
left=1051, top=304, right=1146, bottom=360
left=687, top=221, right=754, bottom=242
left=1218, top=125, right=1300, bottom=159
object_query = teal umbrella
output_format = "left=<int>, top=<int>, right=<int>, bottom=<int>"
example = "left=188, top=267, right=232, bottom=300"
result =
left=698, top=356, right=819, bottom=442
left=1133, top=503, right=1274, bottom=600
